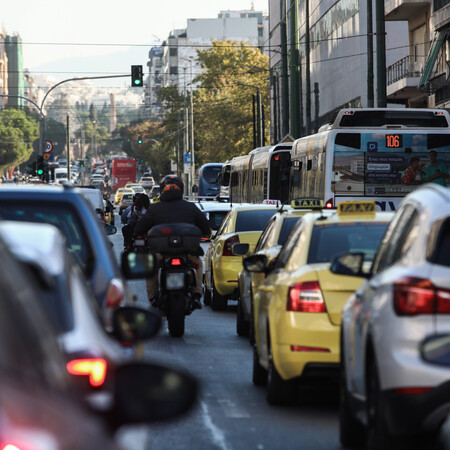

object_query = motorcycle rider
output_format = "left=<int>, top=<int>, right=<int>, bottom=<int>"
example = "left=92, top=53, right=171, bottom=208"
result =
left=134, top=174, right=210, bottom=310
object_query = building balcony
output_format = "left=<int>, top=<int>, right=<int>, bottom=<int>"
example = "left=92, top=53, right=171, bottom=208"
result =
left=432, top=0, right=450, bottom=29
left=385, top=0, right=429, bottom=21
left=386, top=55, right=427, bottom=105
left=435, top=83, right=450, bottom=105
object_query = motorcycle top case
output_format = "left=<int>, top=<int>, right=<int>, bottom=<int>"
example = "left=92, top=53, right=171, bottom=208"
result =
left=147, top=223, right=202, bottom=254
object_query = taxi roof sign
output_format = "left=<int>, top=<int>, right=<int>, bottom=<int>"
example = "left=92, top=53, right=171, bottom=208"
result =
left=337, top=201, right=376, bottom=216
left=291, top=198, right=324, bottom=209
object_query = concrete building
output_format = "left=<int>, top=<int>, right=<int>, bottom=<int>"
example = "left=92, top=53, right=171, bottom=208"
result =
left=268, top=0, right=410, bottom=142
left=0, top=32, right=8, bottom=108
left=5, top=35, right=24, bottom=108
left=145, top=9, right=269, bottom=119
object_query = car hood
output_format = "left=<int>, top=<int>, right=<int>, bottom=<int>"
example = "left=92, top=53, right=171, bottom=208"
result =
left=314, top=264, right=365, bottom=325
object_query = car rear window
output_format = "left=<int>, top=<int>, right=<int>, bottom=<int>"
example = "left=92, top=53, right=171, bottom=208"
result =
left=308, top=222, right=388, bottom=263
left=235, top=209, right=276, bottom=232
left=277, top=217, right=301, bottom=245
left=0, top=201, right=94, bottom=276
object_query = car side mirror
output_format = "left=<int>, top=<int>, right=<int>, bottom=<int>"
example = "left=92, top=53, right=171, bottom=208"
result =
left=112, top=306, right=162, bottom=343
left=330, top=252, right=367, bottom=277
left=104, top=223, right=117, bottom=235
left=243, top=254, right=268, bottom=273
left=121, top=252, right=156, bottom=279
left=108, top=362, right=198, bottom=428
left=232, top=243, right=250, bottom=256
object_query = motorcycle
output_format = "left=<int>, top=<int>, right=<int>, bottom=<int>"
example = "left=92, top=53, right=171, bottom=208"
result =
left=147, top=223, right=202, bottom=337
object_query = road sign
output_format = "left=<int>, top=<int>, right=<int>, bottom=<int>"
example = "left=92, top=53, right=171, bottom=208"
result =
left=45, top=140, right=54, bottom=153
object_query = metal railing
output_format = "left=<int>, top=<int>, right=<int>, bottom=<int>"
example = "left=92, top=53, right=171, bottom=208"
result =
left=386, top=55, right=422, bottom=85
left=435, top=84, right=450, bottom=104
left=434, top=0, right=450, bottom=12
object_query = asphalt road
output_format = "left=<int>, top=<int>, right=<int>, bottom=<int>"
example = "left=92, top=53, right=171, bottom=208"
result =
left=110, top=215, right=344, bottom=450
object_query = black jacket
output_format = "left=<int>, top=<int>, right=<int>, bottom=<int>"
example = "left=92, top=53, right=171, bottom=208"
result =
left=134, top=199, right=210, bottom=237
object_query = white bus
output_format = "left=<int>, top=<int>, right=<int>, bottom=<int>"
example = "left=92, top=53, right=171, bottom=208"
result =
left=290, top=108, right=450, bottom=210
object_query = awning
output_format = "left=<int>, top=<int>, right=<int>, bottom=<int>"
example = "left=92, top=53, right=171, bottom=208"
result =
left=419, top=29, right=448, bottom=89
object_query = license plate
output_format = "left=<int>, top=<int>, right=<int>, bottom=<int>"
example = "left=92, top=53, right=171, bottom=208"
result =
left=134, top=239, right=145, bottom=246
left=165, top=272, right=185, bottom=290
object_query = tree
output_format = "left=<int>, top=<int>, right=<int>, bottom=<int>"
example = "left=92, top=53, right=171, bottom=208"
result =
left=194, top=40, right=270, bottom=163
left=0, top=108, right=39, bottom=173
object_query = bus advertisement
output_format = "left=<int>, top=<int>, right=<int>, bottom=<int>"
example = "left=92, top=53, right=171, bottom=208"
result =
left=290, top=108, right=450, bottom=211
left=111, top=158, right=136, bottom=191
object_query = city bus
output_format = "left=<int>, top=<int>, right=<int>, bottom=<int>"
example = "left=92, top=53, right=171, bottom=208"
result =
left=111, top=158, right=136, bottom=191
left=229, top=143, right=292, bottom=204
left=290, top=108, right=450, bottom=210
left=196, top=163, right=223, bottom=197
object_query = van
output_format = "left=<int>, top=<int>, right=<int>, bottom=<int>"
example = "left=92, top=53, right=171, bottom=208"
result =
left=54, top=168, right=69, bottom=183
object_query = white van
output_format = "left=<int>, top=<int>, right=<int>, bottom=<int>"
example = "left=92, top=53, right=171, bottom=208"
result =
left=54, top=168, right=69, bottom=184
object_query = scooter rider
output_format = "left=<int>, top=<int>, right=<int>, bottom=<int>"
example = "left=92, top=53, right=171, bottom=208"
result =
left=134, top=174, right=210, bottom=310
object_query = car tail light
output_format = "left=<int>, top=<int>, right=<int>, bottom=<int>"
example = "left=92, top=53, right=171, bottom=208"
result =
left=105, top=278, right=125, bottom=307
left=393, top=277, right=450, bottom=316
left=325, top=198, right=334, bottom=209
left=222, top=235, right=240, bottom=256
left=67, top=358, right=107, bottom=387
left=291, top=345, right=330, bottom=352
left=287, top=281, right=326, bottom=312
left=394, top=387, right=432, bottom=395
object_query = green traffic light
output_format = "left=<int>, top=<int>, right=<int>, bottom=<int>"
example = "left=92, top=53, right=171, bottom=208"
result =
left=134, top=79, right=141, bottom=85
left=37, top=169, right=43, bottom=175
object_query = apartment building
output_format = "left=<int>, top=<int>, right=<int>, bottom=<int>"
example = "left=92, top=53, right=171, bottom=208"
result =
left=5, top=35, right=24, bottom=108
left=145, top=9, right=269, bottom=119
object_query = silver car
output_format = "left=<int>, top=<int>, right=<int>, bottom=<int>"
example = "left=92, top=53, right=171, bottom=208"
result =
left=332, top=183, right=450, bottom=448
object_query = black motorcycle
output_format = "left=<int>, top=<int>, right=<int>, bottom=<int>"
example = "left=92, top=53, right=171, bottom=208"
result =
left=147, top=223, right=202, bottom=337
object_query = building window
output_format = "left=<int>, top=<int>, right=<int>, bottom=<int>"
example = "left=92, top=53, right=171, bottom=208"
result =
left=170, top=67, right=178, bottom=75
left=170, top=48, right=177, bottom=56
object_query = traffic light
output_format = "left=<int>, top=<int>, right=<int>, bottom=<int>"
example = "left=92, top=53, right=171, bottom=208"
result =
left=138, top=136, right=142, bottom=144
left=131, top=65, right=143, bottom=87
left=37, top=155, right=44, bottom=177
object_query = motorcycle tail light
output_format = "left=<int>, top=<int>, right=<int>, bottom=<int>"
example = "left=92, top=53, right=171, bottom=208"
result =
left=170, top=258, right=182, bottom=266
left=393, top=277, right=450, bottom=315
left=105, top=278, right=125, bottom=307
left=287, top=281, right=326, bottom=312
left=223, top=235, right=240, bottom=256
left=66, top=358, right=107, bottom=387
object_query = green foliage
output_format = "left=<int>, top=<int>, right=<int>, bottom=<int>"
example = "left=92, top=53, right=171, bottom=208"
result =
left=194, top=40, right=270, bottom=163
left=0, top=108, right=39, bottom=172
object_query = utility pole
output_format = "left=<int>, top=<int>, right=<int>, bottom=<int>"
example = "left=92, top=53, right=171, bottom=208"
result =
left=367, top=0, right=374, bottom=107
left=289, top=0, right=302, bottom=138
left=375, top=0, right=387, bottom=106
left=305, top=0, right=312, bottom=135
left=66, top=115, right=71, bottom=181
left=183, top=67, right=189, bottom=194
left=189, top=58, right=195, bottom=192
left=281, top=0, right=290, bottom=136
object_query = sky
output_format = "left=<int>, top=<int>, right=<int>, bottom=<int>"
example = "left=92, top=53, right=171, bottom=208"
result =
left=1, top=0, right=268, bottom=86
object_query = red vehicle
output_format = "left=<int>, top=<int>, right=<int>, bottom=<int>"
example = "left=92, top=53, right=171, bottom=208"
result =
left=111, top=158, right=136, bottom=191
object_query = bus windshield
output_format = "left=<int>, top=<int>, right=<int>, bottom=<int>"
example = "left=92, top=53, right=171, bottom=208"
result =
left=332, top=132, right=450, bottom=196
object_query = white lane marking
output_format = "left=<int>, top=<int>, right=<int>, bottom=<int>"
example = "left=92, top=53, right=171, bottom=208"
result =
left=201, top=401, right=230, bottom=450
left=217, top=399, right=250, bottom=418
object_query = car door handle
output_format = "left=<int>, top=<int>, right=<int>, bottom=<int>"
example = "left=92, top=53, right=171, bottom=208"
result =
left=259, top=286, right=274, bottom=293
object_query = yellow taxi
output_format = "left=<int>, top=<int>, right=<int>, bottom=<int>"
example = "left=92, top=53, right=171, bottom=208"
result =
left=235, top=205, right=313, bottom=337
left=244, top=200, right=393, bottom=405
left=126, top=184, right=146, bottom=195
left=204, top=204, right=279, bottom=311
left=114, top=187, right=133, bottom=205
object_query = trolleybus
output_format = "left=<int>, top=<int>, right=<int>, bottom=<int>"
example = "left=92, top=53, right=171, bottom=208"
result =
left=290, top=108, right=450, bottom=210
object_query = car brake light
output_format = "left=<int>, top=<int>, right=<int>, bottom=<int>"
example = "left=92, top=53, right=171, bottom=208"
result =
left=223, top=235, right=240, bottom=256
left=105, top=278, right=125, bottom=307
left=66, top=358, right=107, bottom=387
left=171, top=258, right=182, bottom=266
left=394, top=387, right=432, bottom=395
left=291, top=345, right=330, bottom=352
left=393, top=277, right=450, bottom=316
left=325, top=198, right=334, bottom=208
left=287, top=281, right=326, bottom=312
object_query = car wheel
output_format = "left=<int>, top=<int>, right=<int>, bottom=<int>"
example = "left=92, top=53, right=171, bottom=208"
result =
left=203, top=282, right=211, bottom=306
left=366, top=359, right=403, bottom=450
left=236, top=298, right=249, bottom=336
left=266, top=339, right=293, bottom=405
left=211, top=270, right=227, bottom=311
left=339, top=343, right=365, bottom=448
left=252, top=344, right=267, bottom=386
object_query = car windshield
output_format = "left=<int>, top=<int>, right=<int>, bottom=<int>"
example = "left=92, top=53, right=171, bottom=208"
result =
left=235, top=209, right=276, bottom=232
left=0, top=201, right=94, bottom=276
left=308, top=222, right=388, bottom=263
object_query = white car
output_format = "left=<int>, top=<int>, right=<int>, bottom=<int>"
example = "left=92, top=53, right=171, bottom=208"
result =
left=332, top=183, right=450, bottom=448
